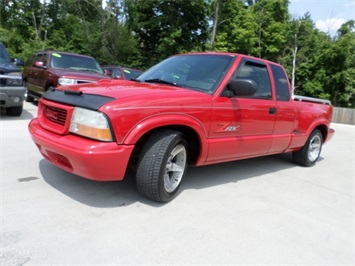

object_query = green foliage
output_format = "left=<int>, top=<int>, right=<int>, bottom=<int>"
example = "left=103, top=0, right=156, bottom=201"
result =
left=126, top=0, right=208, bottom=67
left=0, top=0, right=354, bottom=107
left=213, top=0, right=258, bottom=54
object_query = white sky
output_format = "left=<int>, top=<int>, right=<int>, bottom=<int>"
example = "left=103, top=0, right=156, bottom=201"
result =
left=289, top=0, right=355, bottom=36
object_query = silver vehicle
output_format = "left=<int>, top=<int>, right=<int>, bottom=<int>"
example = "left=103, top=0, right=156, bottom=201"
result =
left=0, top=42, right=25, bottom=116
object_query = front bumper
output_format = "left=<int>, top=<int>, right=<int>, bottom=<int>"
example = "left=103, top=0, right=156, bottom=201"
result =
left=29, top=118, right=135, bottom=181
left=0, top=86, right=26, bottom=107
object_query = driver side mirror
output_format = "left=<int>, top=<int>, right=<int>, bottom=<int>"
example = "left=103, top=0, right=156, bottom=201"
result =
left=34, top=61, right=45, bottom=68
left=13, top=58, right=24, bottom=66
left=227, top=79, right=257, bottom=97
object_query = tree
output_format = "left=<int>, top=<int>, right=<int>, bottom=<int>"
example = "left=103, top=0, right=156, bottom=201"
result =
left=318, top=20, right=355, bottom=107
left=0, top=0, right=353, bottom=107
left=127, top=0, right=209, bottom=67
left=280, top=13, right=320, bottom=94
left=250, top=0, right=290, bottom=62
left=213, top=0, right=258, bottom=55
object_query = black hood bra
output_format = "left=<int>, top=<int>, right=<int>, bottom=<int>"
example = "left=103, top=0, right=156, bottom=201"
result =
left=43, top=88, right=115, bottom=111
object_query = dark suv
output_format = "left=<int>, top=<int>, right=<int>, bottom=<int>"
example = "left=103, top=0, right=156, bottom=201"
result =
left=0, top=42, right=25, bottom=116
left=23, top=51, right=111, bottom=102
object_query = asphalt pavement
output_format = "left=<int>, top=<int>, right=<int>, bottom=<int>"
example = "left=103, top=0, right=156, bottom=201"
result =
left=1, top=101, right=354, bottom=265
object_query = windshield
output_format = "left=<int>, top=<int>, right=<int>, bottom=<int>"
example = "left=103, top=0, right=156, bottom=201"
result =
left=122, top=68, right=143, bottom=80
left=136, top=54, right=235, bottom=94
left=0, top=43, right=12, bottom=64
left=50, top=53, right=104, bottom=74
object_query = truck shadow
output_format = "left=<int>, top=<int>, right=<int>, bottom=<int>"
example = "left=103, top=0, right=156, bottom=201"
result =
left=40, top=153, right=308, bottom=208
left=0, top=108, right=34, bottom=120
left=183, top=153, right=297, bottom=190
left=0, top=101, right=38, bottom=120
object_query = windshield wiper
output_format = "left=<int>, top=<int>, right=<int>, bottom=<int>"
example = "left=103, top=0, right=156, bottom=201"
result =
left=82, top=69, right=100, bottom=73
left=144, top=78, right=180, bottom=87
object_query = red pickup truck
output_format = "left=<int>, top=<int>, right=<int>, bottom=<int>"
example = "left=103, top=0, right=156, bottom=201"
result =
left=28, top=52, right=334, bottom=202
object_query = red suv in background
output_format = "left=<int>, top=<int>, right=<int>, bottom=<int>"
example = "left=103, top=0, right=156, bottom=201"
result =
left=101, top=65, right=143, bottom=80
left=23, top=51, right=111, bottom=102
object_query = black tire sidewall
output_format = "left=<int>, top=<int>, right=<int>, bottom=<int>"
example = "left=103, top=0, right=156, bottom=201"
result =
left=293, top=129, right=323, bottom=166
left=306, top=129, right=323, bottom=164
left=136, top=130, right=189, bottom=203
left=6, top=105, right=23, bottom=116
left=158, top=135, right=188, bottom=202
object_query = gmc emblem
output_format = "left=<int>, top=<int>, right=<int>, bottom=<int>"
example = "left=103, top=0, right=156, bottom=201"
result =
left=44, top=107, right=59, bottom=121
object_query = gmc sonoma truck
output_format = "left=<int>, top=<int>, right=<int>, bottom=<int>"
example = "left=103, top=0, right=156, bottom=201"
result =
left=28, top=52, right=334, bottom=202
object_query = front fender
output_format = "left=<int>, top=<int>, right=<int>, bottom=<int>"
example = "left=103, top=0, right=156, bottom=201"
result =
left=122, top=113, right=210, bottom=163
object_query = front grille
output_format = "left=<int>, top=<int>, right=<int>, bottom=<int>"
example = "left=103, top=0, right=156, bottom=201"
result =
left=38, top=98, right=74, bottom=135
left=43, top=105, right=67, bottom=126
left=0, top=74, right=23, bottom=86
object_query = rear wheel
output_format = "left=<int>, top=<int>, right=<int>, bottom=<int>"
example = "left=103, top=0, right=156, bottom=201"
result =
left=293, top=129, right=323, bottom=166
left=136, top=130, right=188, bottom=203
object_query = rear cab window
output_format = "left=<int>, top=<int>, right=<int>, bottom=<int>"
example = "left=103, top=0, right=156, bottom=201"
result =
left=270, top=64, right=291, bottom=101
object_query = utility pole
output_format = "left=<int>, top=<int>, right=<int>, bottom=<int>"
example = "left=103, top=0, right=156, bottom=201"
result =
left=211, top=0, right=220, bottom=50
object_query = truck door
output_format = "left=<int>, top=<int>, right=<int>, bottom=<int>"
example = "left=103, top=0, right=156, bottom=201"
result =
left=267, top=63, right=296, bottom=153
left=28, top=53, right=47, bottom=94
left=36, top=53, right=48, bottom=91
left=207, top=59, right=276, bottom=163
left=26, top=54, right=41, bottom=93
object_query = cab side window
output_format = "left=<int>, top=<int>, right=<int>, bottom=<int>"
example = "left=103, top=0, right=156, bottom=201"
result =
left=33, top=53, right=48, bottom=68
left=41, top=54, right=48, bottom=67
left=34, top=54, right=44, bottom=65
left=234, top=61, right=272, bottom=99
left=270, top=64, right=290, bottom=101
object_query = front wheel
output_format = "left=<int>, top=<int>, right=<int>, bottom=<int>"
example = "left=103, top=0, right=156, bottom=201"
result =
left=136, top=130, right=188, bottom=203
left=292, top=129, right=323, bottom=167
left=6, top=105, right=23, bottom=116
left=24, top=83, right=34, bottom=102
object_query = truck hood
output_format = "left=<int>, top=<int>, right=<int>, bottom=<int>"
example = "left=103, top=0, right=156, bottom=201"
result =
left=0, top=62, right=21, bottom=74
left=56, top=79, right=212, bottom=104
left=50, top=68, right=111, bottom=81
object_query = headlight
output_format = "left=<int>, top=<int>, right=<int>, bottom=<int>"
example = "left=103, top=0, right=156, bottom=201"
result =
left=6, top=78, right=23, bottom=86
left=69, top=107, right=113, bottom=141
left=58, top=78, right=77, bottom=85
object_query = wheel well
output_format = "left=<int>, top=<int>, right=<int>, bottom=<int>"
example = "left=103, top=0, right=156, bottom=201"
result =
left=129, top=125, right=201, bottom=170
left=315, top=125, right=328, bottom=142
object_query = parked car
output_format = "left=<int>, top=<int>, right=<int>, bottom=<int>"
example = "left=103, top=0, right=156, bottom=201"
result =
left=101, top=65, right=143, bottom=80
left=29, top=52, right=334, bottom=203
left=23, top=51, right=111, bottom=102
left=0, top=42, right=25, bottom=116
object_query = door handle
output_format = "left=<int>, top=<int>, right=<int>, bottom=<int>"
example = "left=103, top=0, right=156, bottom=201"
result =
left=269, top=107, right=277, bottom=114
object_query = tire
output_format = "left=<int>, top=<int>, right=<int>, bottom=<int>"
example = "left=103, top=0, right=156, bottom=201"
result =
left=136, top=130, right=188, bottom=203
left=25, top=83, right=34, bottom=102
left=6, top=105, right=23, bottom=116
left=292, top=129, right=323, bottom=167
left=25, top=92, right=34, bottom=102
